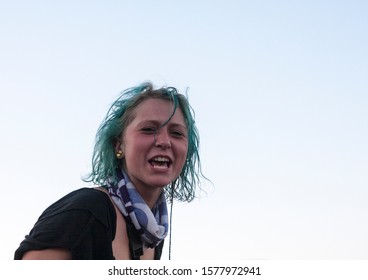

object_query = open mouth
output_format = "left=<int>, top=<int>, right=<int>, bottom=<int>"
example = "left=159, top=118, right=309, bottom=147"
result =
left=149, top=156, right=172, bottom=168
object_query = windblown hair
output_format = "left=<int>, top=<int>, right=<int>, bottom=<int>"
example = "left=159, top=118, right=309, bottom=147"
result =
left=84, top=82, right=203, bottom=202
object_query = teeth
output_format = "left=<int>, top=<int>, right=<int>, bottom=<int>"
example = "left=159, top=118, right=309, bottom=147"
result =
left=150, top=156, right=170, bottom=169
left=152, top=157, right=169, bottom=162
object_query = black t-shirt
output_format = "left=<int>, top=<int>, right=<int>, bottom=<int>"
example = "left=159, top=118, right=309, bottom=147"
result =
left=14, top=188, right=163, bottom=260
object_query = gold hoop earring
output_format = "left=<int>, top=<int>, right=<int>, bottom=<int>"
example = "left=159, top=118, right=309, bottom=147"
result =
left=116, top=150, right=124, bottom=159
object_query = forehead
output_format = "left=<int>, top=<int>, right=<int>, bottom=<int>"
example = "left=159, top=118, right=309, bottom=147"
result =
left=130, top=98, right=186, bottom=126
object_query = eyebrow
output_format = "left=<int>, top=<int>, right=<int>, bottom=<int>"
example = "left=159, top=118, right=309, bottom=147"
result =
left=138, top=120, right=187, bottom=130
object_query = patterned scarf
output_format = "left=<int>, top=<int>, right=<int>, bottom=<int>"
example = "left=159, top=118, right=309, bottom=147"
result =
left=106, top=168, right=168, bottom=249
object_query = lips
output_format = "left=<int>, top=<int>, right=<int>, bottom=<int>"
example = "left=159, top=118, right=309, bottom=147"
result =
left=148, top=156, right=172, bottom=169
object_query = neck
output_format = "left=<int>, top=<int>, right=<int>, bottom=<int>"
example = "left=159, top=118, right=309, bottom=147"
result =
left=120, top=167, right=164, bottom=208
left=132, top=181, right=164, bottom=209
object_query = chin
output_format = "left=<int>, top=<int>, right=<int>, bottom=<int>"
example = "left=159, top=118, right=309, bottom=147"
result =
left=151, top=181, right=171, bottom=189
left=148, top=178, right=173, bottom=189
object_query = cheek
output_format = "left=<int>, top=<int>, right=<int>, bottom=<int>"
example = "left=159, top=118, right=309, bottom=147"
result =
left=177, top=143, right=189, bottom=166
left=123, top=137, right=151, bottom=160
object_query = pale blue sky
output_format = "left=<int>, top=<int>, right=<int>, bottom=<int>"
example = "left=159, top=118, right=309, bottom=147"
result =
left=1, top=0, right=367, bottom=260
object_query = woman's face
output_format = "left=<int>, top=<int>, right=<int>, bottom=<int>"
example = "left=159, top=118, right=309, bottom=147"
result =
left=117, top=98, right=188, bottom=192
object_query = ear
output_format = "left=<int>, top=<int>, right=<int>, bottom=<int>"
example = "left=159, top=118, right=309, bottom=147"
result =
left=115, top=139, right=123, bottom=153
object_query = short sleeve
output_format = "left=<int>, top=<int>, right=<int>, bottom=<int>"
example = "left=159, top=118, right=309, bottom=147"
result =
left=14, top=188, right=116, bottom=260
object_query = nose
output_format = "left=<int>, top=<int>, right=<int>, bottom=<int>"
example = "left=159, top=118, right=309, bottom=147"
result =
left=154, top=128, right=171, bottom=149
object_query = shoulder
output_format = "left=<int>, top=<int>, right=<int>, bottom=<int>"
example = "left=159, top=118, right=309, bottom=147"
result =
left=41, top=187, right=116, bottom=227
left=58, top=187, right=110, bottom=207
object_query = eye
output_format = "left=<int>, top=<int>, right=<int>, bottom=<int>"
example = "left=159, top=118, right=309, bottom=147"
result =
left=140, top=127, right=157, bottom=134
left=170, top=130, right=187, bottom=138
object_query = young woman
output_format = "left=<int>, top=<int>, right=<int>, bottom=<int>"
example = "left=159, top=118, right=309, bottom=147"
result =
left=14, top=82, right=203, bottom=260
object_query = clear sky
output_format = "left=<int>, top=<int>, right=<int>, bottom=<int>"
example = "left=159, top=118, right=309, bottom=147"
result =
left=1, top=0, right=367, bottom=260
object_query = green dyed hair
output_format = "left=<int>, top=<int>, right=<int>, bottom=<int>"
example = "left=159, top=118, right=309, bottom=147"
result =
left=84, top=82, right=203, bottom=202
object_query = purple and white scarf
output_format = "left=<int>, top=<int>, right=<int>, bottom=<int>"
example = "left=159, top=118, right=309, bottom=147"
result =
left=106, top=168, right=168, bottom=248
